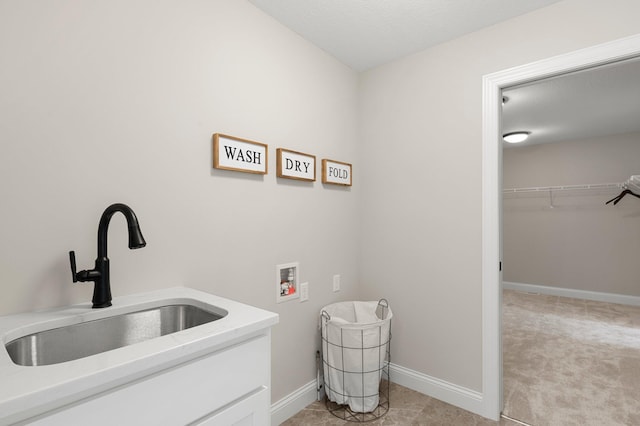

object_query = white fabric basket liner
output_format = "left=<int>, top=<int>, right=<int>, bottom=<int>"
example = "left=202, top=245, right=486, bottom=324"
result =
left=321, top=301, right=392, bottom=413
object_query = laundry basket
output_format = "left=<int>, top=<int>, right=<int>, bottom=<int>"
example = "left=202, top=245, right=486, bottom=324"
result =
left=320, top=300, right=392, bottom=422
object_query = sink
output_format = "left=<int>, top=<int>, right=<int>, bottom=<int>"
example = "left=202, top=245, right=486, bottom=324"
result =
left=0, top=287, right=278, bottom=425
left=5, top=304, right=227, bottom=366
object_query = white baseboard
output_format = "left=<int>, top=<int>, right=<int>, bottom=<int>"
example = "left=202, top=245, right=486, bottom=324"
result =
left=389, top=363, right=485, bottom=417
left=270, top=380, right=317, bottom=425
left=503, top=281, right=640, bottom=306
left=271, top=364, right=487, bottom=425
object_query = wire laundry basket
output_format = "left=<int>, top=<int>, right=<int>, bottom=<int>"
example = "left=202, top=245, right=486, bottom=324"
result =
left=320, top=299, right=392, bottom=422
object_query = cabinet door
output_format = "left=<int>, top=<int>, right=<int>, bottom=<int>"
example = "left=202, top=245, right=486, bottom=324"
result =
left=193, top=386, right=270, bottom=426
left=27, top=335, right=270, bottom=425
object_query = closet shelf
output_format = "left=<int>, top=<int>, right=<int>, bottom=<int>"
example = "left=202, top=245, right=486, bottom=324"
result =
left=504, top=175, right=640, bottom=194
left=503, top=183, right=623, bottom=194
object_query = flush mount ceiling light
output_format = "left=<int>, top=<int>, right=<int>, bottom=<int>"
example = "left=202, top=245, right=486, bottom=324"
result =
left=503, top=131, right=530, bottom=143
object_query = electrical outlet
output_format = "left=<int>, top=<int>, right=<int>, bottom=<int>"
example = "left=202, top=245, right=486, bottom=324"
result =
left=300, top=282, right=309, bottom=302
left=332, top=274, right=340, bottom=292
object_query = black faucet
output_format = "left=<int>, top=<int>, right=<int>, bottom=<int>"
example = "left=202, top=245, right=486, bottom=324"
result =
left=69, top=203, right=147, bottom=308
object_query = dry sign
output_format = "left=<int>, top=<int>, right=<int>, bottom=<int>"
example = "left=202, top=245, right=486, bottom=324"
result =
left=213, top=133, right=268, bottom=174
left=322, top=159, right=352, bottom=186
left=276, top=149, right=316, bottom=182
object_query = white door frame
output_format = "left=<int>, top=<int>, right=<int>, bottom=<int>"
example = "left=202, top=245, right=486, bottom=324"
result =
left=481, top=33, right=640, bottom=421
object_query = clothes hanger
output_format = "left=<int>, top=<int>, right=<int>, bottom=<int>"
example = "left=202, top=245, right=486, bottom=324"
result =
left=605, top=189, right=640, bottom=205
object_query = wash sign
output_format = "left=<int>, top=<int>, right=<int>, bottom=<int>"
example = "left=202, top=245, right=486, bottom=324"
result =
left=213, top=133, right=268, bottom=174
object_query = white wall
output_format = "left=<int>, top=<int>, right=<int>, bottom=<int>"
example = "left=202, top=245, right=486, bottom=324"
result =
left=359, top=0, right=640, bottom=392
left=503, top=133, right=640, bottom=296
left=0, top=0, right=359, bottom=403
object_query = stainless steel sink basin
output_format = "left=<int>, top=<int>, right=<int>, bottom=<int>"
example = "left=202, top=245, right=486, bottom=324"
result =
left=5, top=304, right=227, bottom=366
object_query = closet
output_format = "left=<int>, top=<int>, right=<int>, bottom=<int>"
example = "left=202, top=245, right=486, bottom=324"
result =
left=500, top=55, right=640, bottom=300
left=502, top=133, right=640, bottom=299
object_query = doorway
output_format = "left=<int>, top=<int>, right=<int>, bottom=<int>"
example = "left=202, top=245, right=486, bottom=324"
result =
left=500, top=58, right=640, bottom=425
left=480, top=34, right=640, bottom=421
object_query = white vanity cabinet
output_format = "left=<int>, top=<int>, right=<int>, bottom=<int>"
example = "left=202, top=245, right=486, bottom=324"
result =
left=0, top=288, right=278, bottom=426
left=28, top=333, right=271, bottom=426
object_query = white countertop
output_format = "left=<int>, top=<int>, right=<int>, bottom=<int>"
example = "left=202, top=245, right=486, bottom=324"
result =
left=0, top=287, right=279, bottom=425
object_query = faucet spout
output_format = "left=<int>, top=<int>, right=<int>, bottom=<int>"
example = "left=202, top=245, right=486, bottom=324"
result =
left=70, top=203, right=146, bottom=308
left=97, top=203, right=146, bottom=258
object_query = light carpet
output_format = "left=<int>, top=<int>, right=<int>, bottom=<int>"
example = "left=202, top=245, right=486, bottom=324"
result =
left=503, top=289, right=640, bottom=426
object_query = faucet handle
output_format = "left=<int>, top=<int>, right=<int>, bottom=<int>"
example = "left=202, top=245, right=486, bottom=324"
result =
left=69, top=251, right=100, bottom=283
left=69, top=251, right=78, bottom=283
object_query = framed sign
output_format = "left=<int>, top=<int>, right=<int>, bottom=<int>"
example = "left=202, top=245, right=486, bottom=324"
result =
left=213, top=133, right=268, bottom=174
left=322, top=159, right=352, bottom=186
left=276, top=148, right=316, bottom=181
left=276, top=262, right=299, bottom=303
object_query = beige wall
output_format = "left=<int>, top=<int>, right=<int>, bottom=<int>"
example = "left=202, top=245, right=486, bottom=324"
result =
left=503, top=133, right=640, bottom=296
left=1, top=0, right=640, bottom=410
left=359, top=0, right=640, bottom=392
left=0, top=0, right=360, bottom=402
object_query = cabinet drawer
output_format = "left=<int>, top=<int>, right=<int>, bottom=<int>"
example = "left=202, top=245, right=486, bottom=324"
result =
left=192, top=386, right=269, bottom=426
left=28, top=334, right=270, bottom=425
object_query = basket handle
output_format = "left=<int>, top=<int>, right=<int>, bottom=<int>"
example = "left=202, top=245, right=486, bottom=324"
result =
left=321, top=310, right=331, bottom=322
left=376, top=299, right=390, bottom=320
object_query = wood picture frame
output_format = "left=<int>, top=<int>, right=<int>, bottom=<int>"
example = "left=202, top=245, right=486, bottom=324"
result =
left=213, top=133, right=268, bottom=174
left=276, top=148, right=316, bottom=182
left=322, top=159, right=352, bottom=186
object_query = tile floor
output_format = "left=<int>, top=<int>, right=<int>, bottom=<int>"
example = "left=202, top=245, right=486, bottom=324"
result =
left=281, top=382, right=521, bottom=425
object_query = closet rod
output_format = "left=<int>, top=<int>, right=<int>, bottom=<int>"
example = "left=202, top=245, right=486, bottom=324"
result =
left=503, top=182, right=623, bottom=194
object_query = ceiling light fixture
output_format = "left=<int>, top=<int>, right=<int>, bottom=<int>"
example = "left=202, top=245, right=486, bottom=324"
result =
left=503, top=131, right=530, bottom=143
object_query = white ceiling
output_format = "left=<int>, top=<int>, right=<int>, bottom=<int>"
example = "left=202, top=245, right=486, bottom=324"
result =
left=248, top=0, right=562, bottom=71
left=502, top=57, right=640, bottom=147
left=248, top=0, right=640, bottom=146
